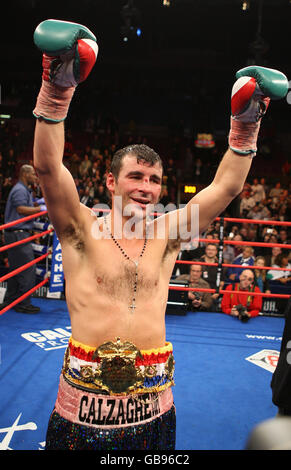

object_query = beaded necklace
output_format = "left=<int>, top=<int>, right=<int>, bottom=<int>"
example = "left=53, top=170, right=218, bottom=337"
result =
left=104, top=216, right=147, bottom=313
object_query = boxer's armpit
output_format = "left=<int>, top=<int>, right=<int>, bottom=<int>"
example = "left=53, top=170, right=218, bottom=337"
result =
left=61, top=223, right=85, bottom=251
left=163, top=238, right=181, bottom=259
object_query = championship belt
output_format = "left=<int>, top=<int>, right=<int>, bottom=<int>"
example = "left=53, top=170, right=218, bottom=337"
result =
left=62, top=337, right=175, bottom=396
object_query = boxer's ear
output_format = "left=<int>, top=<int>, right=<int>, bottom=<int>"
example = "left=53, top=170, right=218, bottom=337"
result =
left=106, top=172, right=115, bottom=194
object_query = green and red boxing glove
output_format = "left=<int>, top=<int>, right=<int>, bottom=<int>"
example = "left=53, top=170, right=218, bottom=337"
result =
left=33, top=19, right=98, bottom=122
left=228, top=66, right=288, bottom=156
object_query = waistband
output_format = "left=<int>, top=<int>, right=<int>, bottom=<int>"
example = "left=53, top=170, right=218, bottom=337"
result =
left=62, top=336, right=175, bottom=396
left=55, top=374, right=174, bottom=429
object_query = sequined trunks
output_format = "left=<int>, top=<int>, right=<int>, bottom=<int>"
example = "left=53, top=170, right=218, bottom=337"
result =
left=45, top=337, right=176, bottom=450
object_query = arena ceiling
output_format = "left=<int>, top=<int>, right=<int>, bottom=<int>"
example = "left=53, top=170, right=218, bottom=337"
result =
left=2, top=0, right=291, bottom=78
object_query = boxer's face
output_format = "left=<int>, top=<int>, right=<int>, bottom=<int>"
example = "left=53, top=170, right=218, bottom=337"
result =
left=107, top=155, right=162, bottom=215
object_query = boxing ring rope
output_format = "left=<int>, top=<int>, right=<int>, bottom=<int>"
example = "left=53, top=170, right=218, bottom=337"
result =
left=0, top=209, right=290, bottom=315
left=0, top=253, right=50, bottom=283
left=199, top=238, right=291, bottom=250
left=0, top=229, right=54, bottom=253
left=169, top=285, right=290, bottom=299
left=0, top=279, right=49, bottom=316
left=217, top=217, right=291, bottom=227
left=177, top=260, right=291, bottom=272
left=0, top=210, right=48, bottom=231
left=0, top=210, right=52, bottom=314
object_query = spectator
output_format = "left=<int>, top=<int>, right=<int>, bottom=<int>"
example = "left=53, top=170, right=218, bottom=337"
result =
left=247, top=202, right=270, bottom=220
left=253, top=256, right=271, bottom=294
left=69, top=153, right=81, bottom=178
left=269, top=182, right=284, bottom=199
left=221, top=269, right=262, bottom=320
left=239, top=190, right=256, bottom=217
left=251, top=177, right=266, bottom=203
left=278, top=205, right=288, bottom=221
left=1, top=165, right=43, bottom=313
left=278, top=229, right=290, bottom=245
left=79, top=154, right=92, bottom=178
left=232, top=234, right=244, bottom=258
left=266, top=195, right=281, bottom=219
left=227, top=246, right=255, bottom=283
left=197, top=231, right=217, bottom=258
left=94, top=183, right=109, bottom=206
left=176, top=263, right=213, bottom=312
left=259, top=177, right=268, bottom=195
left=264, top=246, right=282, bottom=268
left=90, top=161, right=101, bottom=180
left=223, top=236, right=236, bottom=264
left=80, top=187, right=94, bottom=208
left=200, top=243, right=225, bottom=308
left=268, top=253, right=291, bottom=284
left=246, top=227, right=258, bottom=243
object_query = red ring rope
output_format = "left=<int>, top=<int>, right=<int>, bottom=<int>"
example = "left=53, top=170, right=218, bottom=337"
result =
left=0, top=253, right=49, bottom=283
left=169, top=285, right=290, bottom=299
left=216, top=216, right=291, bottom=226
left=176, top=260, right=291, bottom=272
left=198, top=238, right=291, bottom=249
left=0, top=229, right=54, bottom=253
left=0, top=210, right=47, bottom=231
left=0, top=278, right=49, bottom=316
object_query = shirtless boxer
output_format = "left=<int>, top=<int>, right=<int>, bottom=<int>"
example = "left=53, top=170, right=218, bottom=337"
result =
left=32, top=20, right=288, bottom=450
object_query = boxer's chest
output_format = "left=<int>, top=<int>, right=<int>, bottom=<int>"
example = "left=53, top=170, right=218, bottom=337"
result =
left=90, top=237, right=167, bottom=298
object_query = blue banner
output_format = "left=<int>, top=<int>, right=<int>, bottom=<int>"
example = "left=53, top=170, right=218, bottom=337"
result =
left=49, top=233, right=64, bottom=293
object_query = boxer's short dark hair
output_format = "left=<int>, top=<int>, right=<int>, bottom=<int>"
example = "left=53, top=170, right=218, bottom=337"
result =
left=111, top=144, right=163, bottom=180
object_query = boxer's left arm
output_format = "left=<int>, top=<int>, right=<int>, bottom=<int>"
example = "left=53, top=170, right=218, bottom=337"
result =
left=185, top=147, right=252, bottom=235
left=174, top=66, right=288, bottom=241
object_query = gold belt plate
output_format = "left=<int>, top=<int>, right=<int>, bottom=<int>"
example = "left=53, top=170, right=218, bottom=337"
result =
left=91, top=337, right=144, bottom=394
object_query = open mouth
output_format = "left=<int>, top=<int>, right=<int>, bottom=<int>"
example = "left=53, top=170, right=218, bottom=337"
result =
left=130, top=197, right=151, bottom=207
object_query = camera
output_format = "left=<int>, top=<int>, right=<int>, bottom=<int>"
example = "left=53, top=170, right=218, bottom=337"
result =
left=194, top=292, right=201, bottom=301
left=235, top=304, right=249, bottom=322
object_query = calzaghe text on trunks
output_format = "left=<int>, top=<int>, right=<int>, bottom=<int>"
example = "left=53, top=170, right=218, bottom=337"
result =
left=78, top=394, right=161, bottom=426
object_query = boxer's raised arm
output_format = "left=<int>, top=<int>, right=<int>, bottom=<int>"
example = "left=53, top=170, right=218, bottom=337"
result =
left=175, top=66, right=288, bottom=241
left=33, top=120, right=82, bottom=235
left=32, top=19, right=98, bottom=236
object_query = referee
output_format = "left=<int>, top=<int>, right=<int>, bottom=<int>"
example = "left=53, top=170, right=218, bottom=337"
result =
left=2, top=165, right=45, bottom=313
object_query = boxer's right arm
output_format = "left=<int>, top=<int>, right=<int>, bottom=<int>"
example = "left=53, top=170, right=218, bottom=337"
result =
left=33, top=119, right=81, bottom=235
left=32, top=20, right=98, bottom=237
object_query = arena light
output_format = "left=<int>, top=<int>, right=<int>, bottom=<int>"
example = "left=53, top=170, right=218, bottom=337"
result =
left=194, top=133, right=215, bottom=149
left=120, top=0, right=142, bottom=42
left=163, top=0, right=171, bottom=6
left=184, top=185, right=197, bottom=194
left=242, top=1, right=250, bottom=11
